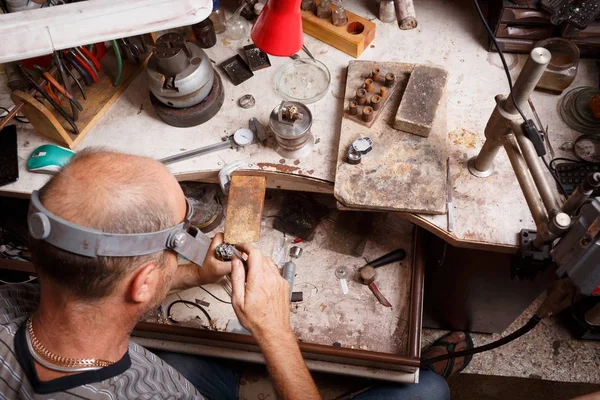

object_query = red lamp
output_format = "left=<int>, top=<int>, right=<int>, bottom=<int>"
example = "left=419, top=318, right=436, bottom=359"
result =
left=251, top=0, right=303, bottom=57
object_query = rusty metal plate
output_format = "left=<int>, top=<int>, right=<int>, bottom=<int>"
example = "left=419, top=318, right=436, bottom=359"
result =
left=224, top=175, right=267, bottom=244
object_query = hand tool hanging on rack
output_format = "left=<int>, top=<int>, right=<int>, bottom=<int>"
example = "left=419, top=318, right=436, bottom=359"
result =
left=18, top=65, right=79, bottom=135
left=357, top=248, right=407, bottom=307
left=34, top=65, right=83, bottom=122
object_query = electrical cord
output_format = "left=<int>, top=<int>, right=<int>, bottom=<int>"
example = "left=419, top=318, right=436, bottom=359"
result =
left=166, top=300, right=212, bottom=325
left=542, top=156, right=568, bottom=197
left=472, top=0, right=527, bottom=124
left=199, top=286, right=232, bottom=304
left=0, top=106, right=29, bottom=124
left=421, top=315, right=542, bottom=367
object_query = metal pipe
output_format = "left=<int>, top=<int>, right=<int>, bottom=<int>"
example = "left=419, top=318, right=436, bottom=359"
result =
left=504, top=48, right=551, bottom=115
left=471, top=140, right=502, bottom=176
left=511, top=120, right=561, bottom=216
left=503, top=135, right=548, bottom=227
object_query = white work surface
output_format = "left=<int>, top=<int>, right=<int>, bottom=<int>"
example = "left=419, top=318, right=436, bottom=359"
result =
left=0, top=0, right=598, bottom=253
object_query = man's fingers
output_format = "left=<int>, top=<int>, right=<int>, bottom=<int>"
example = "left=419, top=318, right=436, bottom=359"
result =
left=234, top=242, right=258, bottom=257
left=209, top=232, right=225, bottom=250
left=230, top=258, right=246, bottom=308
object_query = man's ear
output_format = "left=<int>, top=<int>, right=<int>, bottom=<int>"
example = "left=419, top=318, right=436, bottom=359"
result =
left=130, top=263, right=160, bottom=303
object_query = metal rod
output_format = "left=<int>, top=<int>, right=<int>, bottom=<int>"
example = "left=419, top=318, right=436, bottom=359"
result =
left=159, top=140, right=233, bottom=165
left=504, top=48, right=551, bottom=115
left=503, top=135, right=548, bottom=227
left=511, top=120, right=561, bottom=216
left=472, top=139, right=502, bottom=175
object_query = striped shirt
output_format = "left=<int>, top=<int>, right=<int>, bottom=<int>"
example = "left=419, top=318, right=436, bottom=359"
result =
left=0, top=283, right=204, bottom=399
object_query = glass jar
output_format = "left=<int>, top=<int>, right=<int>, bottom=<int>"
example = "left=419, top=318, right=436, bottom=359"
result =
left=301, top=0, right=316, bottom=12
left=535, top=37, right=580, bottom=95
left=209, top=0, right=227, bottom=34
left=192, top=18, right=217, bottom=49
left=316, top=0, right=332, bottom=19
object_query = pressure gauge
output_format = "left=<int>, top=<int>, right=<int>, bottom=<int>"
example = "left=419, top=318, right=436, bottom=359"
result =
left=233, top=128, right=255, bottom=147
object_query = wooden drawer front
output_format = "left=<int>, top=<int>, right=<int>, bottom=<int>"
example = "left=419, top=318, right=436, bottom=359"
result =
left=497, top=23, right=555, bottom=39
left=500, top=8, right=551, bottom=24
left=490, top=37, right=535, bottom=53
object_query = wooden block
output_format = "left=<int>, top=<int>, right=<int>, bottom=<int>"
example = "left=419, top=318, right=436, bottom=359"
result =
left=393, top=65, right=448, bottom=138
left=301, top=3, right=376, bottom=58
left=224, top=176, right=267, bottom=244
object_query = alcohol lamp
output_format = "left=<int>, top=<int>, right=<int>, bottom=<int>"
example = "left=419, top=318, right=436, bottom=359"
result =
left=269, top=101, right=314, bottom=158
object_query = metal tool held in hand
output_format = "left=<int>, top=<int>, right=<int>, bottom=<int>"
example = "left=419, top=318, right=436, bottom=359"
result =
left=283, top=246, right=302, bottom=300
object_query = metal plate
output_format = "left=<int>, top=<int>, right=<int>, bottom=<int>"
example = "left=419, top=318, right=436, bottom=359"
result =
left=220, top=54, right=254, bottom=86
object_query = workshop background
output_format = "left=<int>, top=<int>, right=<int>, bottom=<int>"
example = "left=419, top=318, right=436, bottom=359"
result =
left=1, top=0, right=600, bottom=398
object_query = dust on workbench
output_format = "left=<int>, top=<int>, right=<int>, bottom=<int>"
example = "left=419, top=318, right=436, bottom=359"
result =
left=334, top=60, right=448, bottom=215
left=151, top=188, right=417, bottom=356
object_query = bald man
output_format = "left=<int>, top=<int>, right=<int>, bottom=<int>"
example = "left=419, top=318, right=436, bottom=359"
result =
left=0, top=149, right=460, bottom=399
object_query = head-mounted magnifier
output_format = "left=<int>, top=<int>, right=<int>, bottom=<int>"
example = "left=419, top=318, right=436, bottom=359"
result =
left=27, top=190, right=211, bottom=266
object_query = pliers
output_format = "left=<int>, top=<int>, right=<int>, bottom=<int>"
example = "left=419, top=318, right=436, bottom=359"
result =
left=19, top=66, right=79, bottom=135
left=65, top=49, right=98, bottom=83
left=53, top=51, right=86, bottom=100
left=64, top=51, right=94, bottom=86
left=34, top=64, right=83, bottom=121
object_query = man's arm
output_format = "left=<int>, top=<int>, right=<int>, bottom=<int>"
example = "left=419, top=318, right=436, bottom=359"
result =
left=230, top=245, right=321, bottom=400
left=169, top=233, right=232, bottom=291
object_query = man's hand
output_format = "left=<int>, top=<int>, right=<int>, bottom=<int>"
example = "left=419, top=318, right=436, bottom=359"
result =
left=196, top=233, right=233, bottom=285
left=230, top=243, right=321, bottom=400
left=230, top=243, right=291, bottom=340
left=169, top=233, right=232, bottom=291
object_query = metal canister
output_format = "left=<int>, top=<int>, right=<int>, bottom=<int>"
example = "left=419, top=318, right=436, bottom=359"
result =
left=269, top=101, right=313, bottom=152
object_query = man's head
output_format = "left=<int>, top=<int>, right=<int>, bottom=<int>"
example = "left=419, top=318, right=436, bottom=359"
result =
left=30, top=149, right=187, bottom=313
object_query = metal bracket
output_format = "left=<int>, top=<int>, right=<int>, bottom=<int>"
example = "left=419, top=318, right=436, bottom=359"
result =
left=218, top=160, right=246, bottom=195
left=512, top=229, right=553, bottom=280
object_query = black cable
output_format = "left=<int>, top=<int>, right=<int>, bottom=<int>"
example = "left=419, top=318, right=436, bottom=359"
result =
left=0, top=106, right=29, bottom=124
left=472, top=0, right=527, bottom=123
left=166, top=300, right=212, bottom=325
left=199, top=286, right=232, bottom=304
left=421, top=315, right=542, bottom=367
left=542, top=156, right=568, bottom=197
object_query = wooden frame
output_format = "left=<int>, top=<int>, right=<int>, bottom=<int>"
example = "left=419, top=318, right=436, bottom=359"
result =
left=132, top=228, right=426, bottom=382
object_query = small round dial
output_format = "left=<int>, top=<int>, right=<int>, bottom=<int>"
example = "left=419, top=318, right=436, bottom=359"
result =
left=233, top=128, right=255, bottom=146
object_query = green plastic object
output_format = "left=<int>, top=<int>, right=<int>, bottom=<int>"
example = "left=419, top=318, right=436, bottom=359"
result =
left=27, top=144, right=74, bottom=174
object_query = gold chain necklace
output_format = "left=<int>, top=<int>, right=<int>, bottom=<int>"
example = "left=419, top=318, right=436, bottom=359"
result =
left=27, top=317, right=114, bottom=371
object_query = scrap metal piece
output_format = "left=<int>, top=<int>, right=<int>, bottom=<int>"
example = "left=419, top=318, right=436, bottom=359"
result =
left=289, top=246, right=303, bottom=259
left=238, top=94, right=256, bottom=109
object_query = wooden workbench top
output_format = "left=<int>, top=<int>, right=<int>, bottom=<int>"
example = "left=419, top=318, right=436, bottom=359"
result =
left=1, top=0, right=598, bottom=253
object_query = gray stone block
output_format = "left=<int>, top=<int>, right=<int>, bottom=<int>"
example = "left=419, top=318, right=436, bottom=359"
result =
left=393, top=65, right=448, bottom=138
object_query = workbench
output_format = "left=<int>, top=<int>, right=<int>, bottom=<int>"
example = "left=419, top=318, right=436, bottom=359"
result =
left=1, top=0, right=598, bottom=254
left=1, top=0, right=599, bottom=387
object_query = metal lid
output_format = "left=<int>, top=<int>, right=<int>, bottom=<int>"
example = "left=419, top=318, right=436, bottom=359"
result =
left=269, top=101, right=312, bottom=139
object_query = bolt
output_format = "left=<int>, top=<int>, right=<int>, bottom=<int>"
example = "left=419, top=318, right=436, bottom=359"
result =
left=362, top=106, right=374, bottom=122
left=170, top=232, right=187, bottom=248
left=554, top=213, right=571, bottom=229
left=370, top=95, right=381, bottom=110
left=364, top=78, right=374, bottom=93
left=356, top=89, right=367, bottom=105
left=385, top=73, right=395, bottom=87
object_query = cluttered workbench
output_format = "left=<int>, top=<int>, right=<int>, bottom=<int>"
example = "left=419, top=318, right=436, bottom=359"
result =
left=0, top=0, right=597, bottom=254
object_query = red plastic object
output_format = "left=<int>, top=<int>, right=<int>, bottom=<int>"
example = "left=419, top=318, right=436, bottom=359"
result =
left=251, top=0, right=303, bottom=57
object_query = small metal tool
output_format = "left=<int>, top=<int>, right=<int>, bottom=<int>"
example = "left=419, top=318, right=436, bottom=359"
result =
left=159, top=129, right=255, bottom=165
left=352, top=137, right=373, bottom=154
left=447, top=157, right=454, bottom=232
left=283, top=246, right=303, bottom=300
left=335, top=266, right=349, bottom=294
